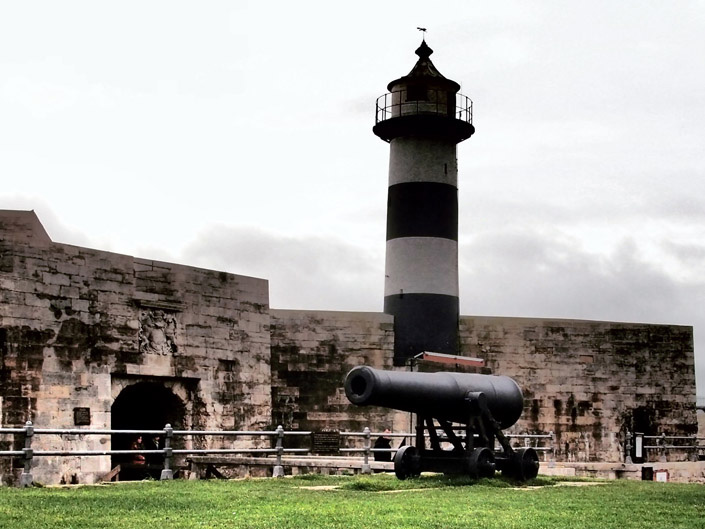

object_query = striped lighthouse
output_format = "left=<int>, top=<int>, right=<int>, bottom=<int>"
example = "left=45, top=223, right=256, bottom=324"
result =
left=374, top=39, right=474, bottom=366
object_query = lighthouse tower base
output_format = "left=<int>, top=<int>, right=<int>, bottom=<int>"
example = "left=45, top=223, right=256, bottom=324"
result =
left=384, top=293, right=459, bottom=365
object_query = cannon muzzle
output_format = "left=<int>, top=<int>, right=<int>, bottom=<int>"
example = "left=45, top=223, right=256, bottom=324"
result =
left=344, top=366, right=523, bottom=429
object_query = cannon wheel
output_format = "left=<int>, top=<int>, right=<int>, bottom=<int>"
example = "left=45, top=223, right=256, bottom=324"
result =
left=466, top=447, right=496, bottom=479
left=394, top=445, right=420, bottom=480
left=503, top=447, right=539, bottom=481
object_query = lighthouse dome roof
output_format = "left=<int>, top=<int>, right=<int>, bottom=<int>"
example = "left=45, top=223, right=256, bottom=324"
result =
left=387, top=40, right=461, bottom=93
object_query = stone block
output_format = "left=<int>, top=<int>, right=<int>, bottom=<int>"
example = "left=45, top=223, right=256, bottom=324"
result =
left=54, top=262, right=81, bottom=276
left=42, top=272, right=71, bottom=286
left=59, top=286, right=80, bottom=298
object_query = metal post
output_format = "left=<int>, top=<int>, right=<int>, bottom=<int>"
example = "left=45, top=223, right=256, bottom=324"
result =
left=690, top=435, right=699, bottom=462
left=19, top=421, right=34, bottom=487
left=361, top=427, right=372, bottom=475
left=549, top=431, right=556, bottom=467
left=415, top=415, right=425, bottom=451
left=272, top=425, right=285, bottom=478
left=160, top=423, right=174, bottom=481
left=625, top=431, right=633, bottom=464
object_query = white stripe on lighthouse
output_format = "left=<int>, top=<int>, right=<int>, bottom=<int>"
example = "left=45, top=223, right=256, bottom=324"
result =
left=389, top=138, right=458, bottom=186
left=384, top=237, right=458, bottom=297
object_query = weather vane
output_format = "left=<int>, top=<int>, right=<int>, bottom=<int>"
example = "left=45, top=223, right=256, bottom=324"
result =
left=417, top=27, right=427, bottom=39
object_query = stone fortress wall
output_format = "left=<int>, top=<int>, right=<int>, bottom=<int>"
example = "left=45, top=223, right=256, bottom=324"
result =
left=269, top=310, right=696, bottom=463
left=0, top=211, right=271, bottom=485
left=459, top=316, right=696, bottom=462
left=0, top=210, right=698, bottom=484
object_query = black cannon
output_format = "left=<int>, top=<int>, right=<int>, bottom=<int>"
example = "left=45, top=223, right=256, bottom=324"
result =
left=344, top=366, right=539, bottom=480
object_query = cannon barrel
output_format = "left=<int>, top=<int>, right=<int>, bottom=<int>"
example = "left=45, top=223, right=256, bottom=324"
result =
left=344, top=366, right=524, bottom=429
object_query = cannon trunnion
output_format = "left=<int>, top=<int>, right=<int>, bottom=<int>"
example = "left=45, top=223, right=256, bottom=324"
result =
left=344, top=366, right=539, bottom=481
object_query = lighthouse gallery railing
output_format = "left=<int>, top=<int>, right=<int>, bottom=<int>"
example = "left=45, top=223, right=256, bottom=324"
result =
left=375, top=89, right=473, bottom=125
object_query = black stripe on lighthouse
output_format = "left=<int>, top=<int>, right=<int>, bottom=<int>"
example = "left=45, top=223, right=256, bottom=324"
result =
left=386, top=182, right=458, bottom=241
left=384, top=293, right=459, bottom=362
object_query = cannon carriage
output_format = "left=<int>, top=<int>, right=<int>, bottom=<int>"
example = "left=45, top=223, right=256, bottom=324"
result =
left=344, top=366, right=539, bottom=481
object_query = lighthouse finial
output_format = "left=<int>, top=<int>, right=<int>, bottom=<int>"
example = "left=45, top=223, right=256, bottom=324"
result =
left=415, top=35, right=433, bottom=59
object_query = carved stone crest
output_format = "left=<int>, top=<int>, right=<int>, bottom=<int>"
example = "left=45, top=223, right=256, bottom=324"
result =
left=138, top=309, right=178, bottom=354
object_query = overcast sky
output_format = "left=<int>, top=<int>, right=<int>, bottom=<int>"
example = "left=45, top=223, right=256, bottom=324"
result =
left=1, top=2, right=703, bottom=398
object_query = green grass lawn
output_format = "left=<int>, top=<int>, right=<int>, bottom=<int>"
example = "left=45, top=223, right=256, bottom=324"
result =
left=0, top=474, right=703, bottom=529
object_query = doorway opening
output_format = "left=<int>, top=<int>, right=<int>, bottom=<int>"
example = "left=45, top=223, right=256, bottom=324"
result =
left=111, top=381, right=186, bottom=477
left=629, top=406, right=655, bottom=464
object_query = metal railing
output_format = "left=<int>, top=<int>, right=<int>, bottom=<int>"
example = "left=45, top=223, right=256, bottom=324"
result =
left=643, top=433, right=705, bottom=462
left=625, top=431, right=705, bottom=463
left=0, top=422, right=309, bottom=486
left=0, top=422, right=555, bottom=486
left=375, top=89, right=473, bottom=125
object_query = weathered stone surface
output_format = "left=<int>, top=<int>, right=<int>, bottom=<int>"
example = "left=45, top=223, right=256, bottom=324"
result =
left=459, top=316, right=697, bottom=462
left=269, top=314, right=696, bottom=464
left=270, top=310, right=407, bottom=436
left=0, top=211, right=271, bottom=485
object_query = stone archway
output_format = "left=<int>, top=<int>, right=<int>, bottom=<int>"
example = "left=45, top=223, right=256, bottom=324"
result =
left=111, top=381, right=186, bottom=473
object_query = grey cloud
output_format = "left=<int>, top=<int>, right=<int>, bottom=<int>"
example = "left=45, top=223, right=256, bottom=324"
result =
left=646, top=192, right=705, bottom=221
left=181, top=225, right=384, bottom=311
left=460, top=230, right=689, bottom=322
left=661, top=240, right=705, bottom=269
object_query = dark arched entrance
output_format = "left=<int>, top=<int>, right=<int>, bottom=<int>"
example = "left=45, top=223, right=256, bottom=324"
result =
left=111, top=382, right=186, bottom=475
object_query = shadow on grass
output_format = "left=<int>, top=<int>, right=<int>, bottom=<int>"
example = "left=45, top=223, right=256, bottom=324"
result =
left=339, top=473, right=560, bottom=492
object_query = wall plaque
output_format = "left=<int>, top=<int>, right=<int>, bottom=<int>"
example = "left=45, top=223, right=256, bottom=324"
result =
left=73, top=407, right=91, bottom=426
left=311, top=430, right=341, bottom=454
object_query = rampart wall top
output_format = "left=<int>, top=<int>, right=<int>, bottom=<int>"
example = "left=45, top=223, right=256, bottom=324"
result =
left=0, top=210, right=52, bottom=245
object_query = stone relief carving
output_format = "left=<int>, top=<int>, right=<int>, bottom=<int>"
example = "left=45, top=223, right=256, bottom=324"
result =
left=139, top=309, right=178, bottom=354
